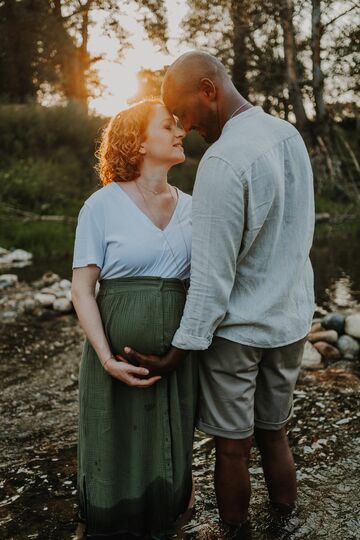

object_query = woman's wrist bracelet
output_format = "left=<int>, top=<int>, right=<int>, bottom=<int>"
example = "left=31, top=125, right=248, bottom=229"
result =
left=102, top=355, right=114, bottom=370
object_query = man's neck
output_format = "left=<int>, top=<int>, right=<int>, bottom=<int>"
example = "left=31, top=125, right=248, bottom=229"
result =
left=220, top=92, right=253, bottom=130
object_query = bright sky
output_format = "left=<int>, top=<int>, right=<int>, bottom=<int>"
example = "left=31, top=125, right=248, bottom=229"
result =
left=88, top=0, right=191, bottom=116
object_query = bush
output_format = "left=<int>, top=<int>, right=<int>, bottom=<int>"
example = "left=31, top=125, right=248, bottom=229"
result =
left=0, top=217, right=76, bottom=259
left=0, top=104, right=105, bottom=215
left=183, top=131, right=209, bottom=158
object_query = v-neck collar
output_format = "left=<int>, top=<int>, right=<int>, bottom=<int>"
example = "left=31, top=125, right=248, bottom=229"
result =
left=112, top=182, right=180, bottom=233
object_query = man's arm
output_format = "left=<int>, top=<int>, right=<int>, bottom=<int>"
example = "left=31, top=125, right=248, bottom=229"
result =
left=124, top=156, right=246, bottom=373
left=172, top=155, right=246, bottom=350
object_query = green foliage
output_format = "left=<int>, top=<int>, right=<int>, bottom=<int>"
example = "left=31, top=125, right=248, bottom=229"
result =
left=0, top=217, right=76, bottom=259
left=0, top=104, right=105, bottom=215
left=315, top=194, right=360, bottom=218
left=169, top=161, right=198, bottom=195
left=169, top=132, right=209, bottom=194
left=183, top=131, right=209, bottom=159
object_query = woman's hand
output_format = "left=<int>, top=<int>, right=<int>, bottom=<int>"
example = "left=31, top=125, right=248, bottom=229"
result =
left=104, top=357, right=162, bottom=388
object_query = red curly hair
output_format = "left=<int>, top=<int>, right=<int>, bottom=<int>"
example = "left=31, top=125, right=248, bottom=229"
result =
left=96, top=98, right=164, bottom=185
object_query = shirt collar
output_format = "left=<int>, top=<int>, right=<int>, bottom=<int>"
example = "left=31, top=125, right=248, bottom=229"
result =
left=222, top=106, right=264, bottom=135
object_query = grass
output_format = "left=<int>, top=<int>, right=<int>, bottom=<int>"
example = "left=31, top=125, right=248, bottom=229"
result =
left=0, top=217, right=76, bottom=259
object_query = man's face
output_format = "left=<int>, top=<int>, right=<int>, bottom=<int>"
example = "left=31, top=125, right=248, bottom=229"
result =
left=163, top=90, right=221, bottom=144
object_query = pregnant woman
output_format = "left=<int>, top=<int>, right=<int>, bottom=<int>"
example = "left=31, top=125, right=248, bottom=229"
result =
left=71, top=99, right=198, bottom=538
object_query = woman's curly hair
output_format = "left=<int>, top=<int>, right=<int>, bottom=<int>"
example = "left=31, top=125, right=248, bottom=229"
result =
left=96, top=98, right=164, bottom=185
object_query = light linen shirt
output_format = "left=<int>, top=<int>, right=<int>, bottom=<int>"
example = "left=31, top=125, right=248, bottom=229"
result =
left=172, top=106, right=315, bottom=350
left=72, top=182, right=192, bottom=280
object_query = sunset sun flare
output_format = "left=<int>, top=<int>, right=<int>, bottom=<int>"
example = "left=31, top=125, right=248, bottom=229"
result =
left=88, top=0, right=190, bottom=116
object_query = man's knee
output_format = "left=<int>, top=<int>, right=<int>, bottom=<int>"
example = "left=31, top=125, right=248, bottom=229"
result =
left=254, top=426, right=289, bottom=451
left=215, top=435, right=253, bottom=461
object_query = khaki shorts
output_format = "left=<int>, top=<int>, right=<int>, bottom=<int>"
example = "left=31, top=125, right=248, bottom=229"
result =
left=197, top=336, right=306, bottom=439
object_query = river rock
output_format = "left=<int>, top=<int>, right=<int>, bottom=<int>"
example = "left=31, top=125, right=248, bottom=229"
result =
left=337, top=335, right=360, bottom=360
left=54, top=290, right=68, bottom=299
left=41, top=287, right=59, bottom=295
left=53, top=298, right=73, bottom=313
left=301, top=342, right=324, bottom=370
left=34, top=292, right=56, bottom=307
left=0, top=310, right=18, bottom=323
left=0, top=274, right=18, bottom=289
left=310, top=322, right=323, bottom=333
left=313, top=341, right=341, bottom=361
left=330, top=360, right=356, bottom=371
left=0, top=249, right=32, bottom=266
left=11, top=249, right=32, bottom=262
left=344, top=313, right=360, bottom=339
left=41, top=272, right=60, bottom=286
left=321, top=313, right=345, bottom=334
left=59, top=279, right=71, bottom=290
left=22, top=298, right=37, bottom=314
left=307, top=330, right=338, bottom=344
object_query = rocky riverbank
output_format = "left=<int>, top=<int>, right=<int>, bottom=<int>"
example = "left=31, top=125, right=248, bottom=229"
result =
left=303, top=313, right=360, bottom=372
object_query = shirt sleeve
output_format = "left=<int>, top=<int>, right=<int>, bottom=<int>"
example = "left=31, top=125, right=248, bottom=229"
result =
left=72, top=202, right=105, bottom=270
left=172, top=156, right=246, bottom=350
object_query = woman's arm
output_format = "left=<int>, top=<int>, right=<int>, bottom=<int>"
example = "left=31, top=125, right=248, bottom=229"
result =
left=71, top=266, right=161, bottom=387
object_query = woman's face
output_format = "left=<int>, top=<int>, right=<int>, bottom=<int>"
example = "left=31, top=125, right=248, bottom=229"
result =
left=140, top=104, right=186, bottom=166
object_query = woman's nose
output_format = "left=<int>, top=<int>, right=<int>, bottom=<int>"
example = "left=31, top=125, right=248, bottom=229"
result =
left=176, top=126, right=186, bottom=138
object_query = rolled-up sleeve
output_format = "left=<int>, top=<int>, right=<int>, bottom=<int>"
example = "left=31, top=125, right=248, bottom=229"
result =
left=172, top=156, right=246, bottom=350
left=72, top=202, right=105, bottom=270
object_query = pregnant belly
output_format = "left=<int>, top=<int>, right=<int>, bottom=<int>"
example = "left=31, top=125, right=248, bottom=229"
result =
left=97, top=289, right=185, bottom=357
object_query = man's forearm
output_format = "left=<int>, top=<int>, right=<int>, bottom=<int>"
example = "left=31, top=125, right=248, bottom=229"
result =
left=166, top=345, right=189, bottom=364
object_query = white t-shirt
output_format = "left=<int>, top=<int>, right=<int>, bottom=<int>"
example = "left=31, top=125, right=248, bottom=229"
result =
left=72, top=182, right=192, bottom=280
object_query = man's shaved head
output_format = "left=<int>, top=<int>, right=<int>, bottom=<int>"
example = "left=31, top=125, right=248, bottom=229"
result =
left=162, top=51, right=231, bottom=103
left=161, top=50, right=246, bottom=143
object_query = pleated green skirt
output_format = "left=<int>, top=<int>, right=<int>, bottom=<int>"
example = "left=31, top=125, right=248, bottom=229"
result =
left=78, top=277, right=198, bottom=539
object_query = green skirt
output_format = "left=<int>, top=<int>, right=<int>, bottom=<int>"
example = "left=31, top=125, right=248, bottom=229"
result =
left=78, top=277, right=198, bottom=539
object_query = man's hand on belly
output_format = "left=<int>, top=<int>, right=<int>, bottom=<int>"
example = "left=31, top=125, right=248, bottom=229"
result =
left=117, top=346, right=188, bottom=376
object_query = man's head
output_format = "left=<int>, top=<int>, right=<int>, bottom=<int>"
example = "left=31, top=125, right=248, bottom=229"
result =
left=161, top=51, right=235, bottom=144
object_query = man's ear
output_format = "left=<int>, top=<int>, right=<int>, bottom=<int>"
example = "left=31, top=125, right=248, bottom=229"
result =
left=199, top=78, right=217, bottom=101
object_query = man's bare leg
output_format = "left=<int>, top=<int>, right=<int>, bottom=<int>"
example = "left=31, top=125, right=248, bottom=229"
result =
left=214, top=436, right=253, bottom=525
left=254, top=426, right=297, bottom=506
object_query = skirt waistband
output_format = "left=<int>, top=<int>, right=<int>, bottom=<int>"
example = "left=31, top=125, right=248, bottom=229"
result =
left=98, top=276, right=188, bottom=296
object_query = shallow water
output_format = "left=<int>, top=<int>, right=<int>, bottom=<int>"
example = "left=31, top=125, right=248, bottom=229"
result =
left=1, top=223, right=360, bottom=539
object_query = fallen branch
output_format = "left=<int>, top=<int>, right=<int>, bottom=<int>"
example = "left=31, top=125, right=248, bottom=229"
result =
left=0, top=203, right=77, bottom=223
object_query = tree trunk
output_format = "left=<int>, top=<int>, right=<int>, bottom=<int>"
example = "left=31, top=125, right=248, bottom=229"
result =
left=230, top=0, right=250, bottom=99
left=311, top=0, right=327, bottom=125
left=52, top=0, right=90, bottom=110
left=279, top=0, right=308, bottom=129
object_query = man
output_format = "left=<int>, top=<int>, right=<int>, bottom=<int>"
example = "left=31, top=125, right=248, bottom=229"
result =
left=125, top=51, right=315, bottom=532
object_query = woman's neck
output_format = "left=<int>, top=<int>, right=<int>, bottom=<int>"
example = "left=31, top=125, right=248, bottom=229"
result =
left=136, top=162, right=170, bottom=194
